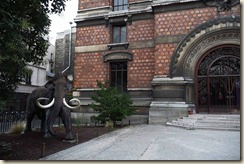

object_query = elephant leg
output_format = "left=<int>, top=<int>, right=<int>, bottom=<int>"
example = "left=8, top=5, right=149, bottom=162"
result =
left=40, top=118, right=46, bottom=134
left=41, top=109, right=50, bottom=134
left=24, top=112, right=35, bottom=132
left=24, top=100, right=35, bottom=133
left=59, top=107, right=74, bottom=140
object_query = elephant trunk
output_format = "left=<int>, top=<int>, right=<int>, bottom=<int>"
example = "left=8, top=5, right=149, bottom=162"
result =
left=46, top=99, right=63, bottom=136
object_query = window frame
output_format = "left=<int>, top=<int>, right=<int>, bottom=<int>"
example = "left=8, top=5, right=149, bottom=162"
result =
left=113, top=0, right=128, bottom=11
left=112, top=25, right=127, bottom=43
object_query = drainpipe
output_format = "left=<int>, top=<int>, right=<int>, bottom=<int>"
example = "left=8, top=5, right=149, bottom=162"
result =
left=62, top=22, right=73, bottom=74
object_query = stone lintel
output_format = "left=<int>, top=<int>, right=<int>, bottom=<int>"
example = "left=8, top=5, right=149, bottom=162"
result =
left=75, top=44, right=107, bottom=53
left=151, top=77, right=188, bottom=85
left=103, top=51, right=133, bottom=62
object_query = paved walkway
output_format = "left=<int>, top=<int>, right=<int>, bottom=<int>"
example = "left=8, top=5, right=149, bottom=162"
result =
left=40, top=124, right=240, bottom=160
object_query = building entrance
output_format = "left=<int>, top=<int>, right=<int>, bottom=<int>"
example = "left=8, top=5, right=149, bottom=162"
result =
left=196, top=46, right=240, bottom=113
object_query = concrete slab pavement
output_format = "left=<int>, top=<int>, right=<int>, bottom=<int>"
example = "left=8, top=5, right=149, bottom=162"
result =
left=40, top=124, right=240, bottom=160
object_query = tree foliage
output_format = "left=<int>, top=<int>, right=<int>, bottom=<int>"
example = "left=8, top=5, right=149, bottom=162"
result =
left=90, top=81, right=136, bottom=127
left=0, top=0, right=69, bottom=100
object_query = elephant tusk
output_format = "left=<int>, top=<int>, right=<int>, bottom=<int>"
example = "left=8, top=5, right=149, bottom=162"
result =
left=63, top=98, right=81, bottom=109
left=36, top=98, right=55, bottom=109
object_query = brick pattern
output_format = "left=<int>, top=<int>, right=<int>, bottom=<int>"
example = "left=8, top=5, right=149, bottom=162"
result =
left=154, top=6, right=240, bottom=76
left=128, top=48, right=155, bottom=88
left=74, top=52, right=108, bottom=88
left=75, top=1, right=240, bottom=89
left=78, top=0, right=150, bottom=10
left=127, top=19, right=154, bottom=42
left=155, top=7, right=216, bottom=36
left=74, top=48, right=155, bottom=89
left=78, top=0, right=109, bottom=10
left=76, top=26, right=110, bottom=46
left=154, top=44, right=177, bottom=76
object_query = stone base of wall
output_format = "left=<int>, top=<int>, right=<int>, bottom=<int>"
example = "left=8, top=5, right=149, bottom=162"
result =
left=149, top=76, right=195, bottom=124
left=149, top=101, right=194, bottom=124
left=71, top=112, right=148, bottom=126
left=71, top=88, right=151, bottom=125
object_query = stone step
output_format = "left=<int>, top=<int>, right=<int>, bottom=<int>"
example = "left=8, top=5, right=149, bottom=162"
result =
left=166, top=122, right=240, bottom=131
left=177, top=119, right=240, bottom=124
left=167, top=114, right=240, bottom=131
left=188, top=114, right=240, bottom=120
left=171, top=121, right=239, bottom=127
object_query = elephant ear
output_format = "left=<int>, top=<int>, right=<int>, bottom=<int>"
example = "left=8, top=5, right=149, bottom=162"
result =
left=44, top=81, right=55, bottom=91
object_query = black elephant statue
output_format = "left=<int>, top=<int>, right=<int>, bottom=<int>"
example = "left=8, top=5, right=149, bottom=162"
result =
left=24, top=72, right=81, bottom=140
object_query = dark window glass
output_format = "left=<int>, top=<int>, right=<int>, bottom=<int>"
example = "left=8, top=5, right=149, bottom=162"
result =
left=110, top=62, right=127, bottom=92
left=113, top=26, right=126, bottom=43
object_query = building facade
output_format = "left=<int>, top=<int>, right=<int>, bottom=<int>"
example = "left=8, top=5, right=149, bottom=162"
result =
left=12, top=42, right=56, bottom=111
left=73, top=0, right=240, bottom=124
left=55, top=27, right=76, bottom=78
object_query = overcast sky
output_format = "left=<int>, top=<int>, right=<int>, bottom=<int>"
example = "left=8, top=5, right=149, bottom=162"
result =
left=48, top=0, right=78, bottom=45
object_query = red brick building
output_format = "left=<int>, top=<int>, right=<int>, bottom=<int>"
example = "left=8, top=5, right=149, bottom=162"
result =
left=73, top=0, right=240, bottom=124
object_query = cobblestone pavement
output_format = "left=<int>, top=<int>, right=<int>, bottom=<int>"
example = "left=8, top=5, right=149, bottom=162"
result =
left=40, top=124, right=240, bottom=160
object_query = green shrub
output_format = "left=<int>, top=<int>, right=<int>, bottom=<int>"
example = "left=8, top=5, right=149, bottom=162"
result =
left=8, top=121, right=26, bottom=134
left=90, top=81, right=135, bottom=128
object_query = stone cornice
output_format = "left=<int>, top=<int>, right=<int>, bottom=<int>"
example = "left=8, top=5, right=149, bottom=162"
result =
left=74, top=0, right=204, bottom=25
left=75, top=40, right=155, bottom=53
left=75, top=35, right=187, bottom=53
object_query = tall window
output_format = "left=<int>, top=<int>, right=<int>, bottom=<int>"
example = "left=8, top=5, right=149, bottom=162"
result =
left=113, top=0, right=128, bottom=11
left=113, top=26, right=126, bottom=43
left=110, top=62, right=127, bottom=91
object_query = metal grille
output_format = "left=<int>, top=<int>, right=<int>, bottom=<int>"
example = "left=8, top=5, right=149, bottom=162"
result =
left=110, top=62, right=127, bottom=92
left=197, top=47, right=240, bottom=113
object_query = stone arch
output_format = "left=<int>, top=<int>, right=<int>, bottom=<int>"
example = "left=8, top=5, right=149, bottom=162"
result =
left=169, top=16, right=240, bottom=79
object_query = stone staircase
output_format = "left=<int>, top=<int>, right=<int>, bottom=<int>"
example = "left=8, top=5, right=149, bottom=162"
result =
left=166, top=114, right=240, bottom=131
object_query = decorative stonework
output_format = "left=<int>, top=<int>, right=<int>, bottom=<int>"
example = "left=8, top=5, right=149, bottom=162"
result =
left=183, top=31, right=240, bottom=77
left=103, top=52, right=133, bottom=62
left=202, top=0, right=240, bottom=12
left=170, top=16, right=240, bottom=78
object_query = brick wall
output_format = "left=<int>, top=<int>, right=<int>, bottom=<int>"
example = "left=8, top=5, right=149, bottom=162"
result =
left=127, top=19, right=154, bottom=42
left=74, top=52, right=108, bottom=88
left=75, top=0, right=240, bottom=89
left=78, top=0, right=145, bottom=10
left=154, top=5, right=240, bottom=76
left=154, top=44, right=177, bottom=76
left=78, top=0, right=110, bottom=10
left=128, top=48, right=155, bottom=88
left=155, top=7, right=216, bottom=36
left=76, top=25, right=110, bottom=46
